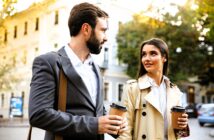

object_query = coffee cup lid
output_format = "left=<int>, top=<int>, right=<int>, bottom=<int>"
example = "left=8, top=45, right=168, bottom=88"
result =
left=110, top=103, right=127, bottom=111
left=171, top=106, right=185, bottom=112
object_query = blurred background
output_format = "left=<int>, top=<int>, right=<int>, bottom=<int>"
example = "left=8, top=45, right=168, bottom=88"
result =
left=0, top=0, right=213, bottom=139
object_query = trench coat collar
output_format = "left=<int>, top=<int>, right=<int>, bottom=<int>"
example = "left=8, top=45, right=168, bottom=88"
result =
left=138, top=74, right=171, bottom=90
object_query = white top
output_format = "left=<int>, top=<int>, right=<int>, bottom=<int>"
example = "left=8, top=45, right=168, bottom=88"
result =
left=147, top=76, right=168, bottom=140
left=64, top=45, right=98, bottom=106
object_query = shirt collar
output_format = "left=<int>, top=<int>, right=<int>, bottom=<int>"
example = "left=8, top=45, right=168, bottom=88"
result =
left=138, top=74, right=169, bottom=89
left=147, top=75, right=168, bottom=87
left=65, top=44, right=93, bottom=67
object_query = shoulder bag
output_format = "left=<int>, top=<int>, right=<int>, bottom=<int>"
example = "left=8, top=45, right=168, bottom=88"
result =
left=27, top=69, right=67, bottom=140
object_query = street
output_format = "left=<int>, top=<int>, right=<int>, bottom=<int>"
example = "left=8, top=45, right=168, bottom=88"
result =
left=0, top=118, right=213, bottom=140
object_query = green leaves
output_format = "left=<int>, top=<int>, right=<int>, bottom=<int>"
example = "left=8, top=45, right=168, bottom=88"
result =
left=116, top=1, right=210, bottom=83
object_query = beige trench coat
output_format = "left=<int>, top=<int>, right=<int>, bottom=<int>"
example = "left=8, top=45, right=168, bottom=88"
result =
left=117, top=75, right=188, bottom=140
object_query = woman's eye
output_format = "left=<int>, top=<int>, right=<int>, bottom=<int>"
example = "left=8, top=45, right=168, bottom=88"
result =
left=151, top=51, right=157, bottom=56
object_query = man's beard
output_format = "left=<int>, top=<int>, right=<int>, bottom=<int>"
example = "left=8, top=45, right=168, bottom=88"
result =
left=86, top=30, right=103, bottom=54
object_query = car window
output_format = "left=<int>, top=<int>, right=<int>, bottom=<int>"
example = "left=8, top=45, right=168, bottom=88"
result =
left=200, top=105, right=214, bottom=113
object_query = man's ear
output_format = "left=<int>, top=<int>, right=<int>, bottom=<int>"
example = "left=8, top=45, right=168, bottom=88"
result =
left=81, top=23, right=92, bottom=38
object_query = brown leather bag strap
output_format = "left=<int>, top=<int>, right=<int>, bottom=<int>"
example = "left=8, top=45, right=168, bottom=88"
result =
left=27, top=125, right=32, bottom=140
left=27, top=69, right=67, bottom=140
left=57, top=69, right=67, bottom=112
left=55, top=69, right=67, bottom=140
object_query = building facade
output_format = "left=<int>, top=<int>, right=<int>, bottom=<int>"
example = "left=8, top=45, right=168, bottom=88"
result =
left=0, top=0, right=131, bottom=118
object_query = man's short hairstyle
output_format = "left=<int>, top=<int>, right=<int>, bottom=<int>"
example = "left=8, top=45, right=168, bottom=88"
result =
left=68, top=2, right=108, bottom=37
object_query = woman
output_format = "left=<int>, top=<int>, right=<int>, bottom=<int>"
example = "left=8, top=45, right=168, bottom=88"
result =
left=117, top=38, right=189, bottom=140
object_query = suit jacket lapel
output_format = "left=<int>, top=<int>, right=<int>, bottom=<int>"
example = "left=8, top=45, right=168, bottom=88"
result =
left=92, top=63, right=102, bottom=108
left=58, top=47, right=95, bottom=109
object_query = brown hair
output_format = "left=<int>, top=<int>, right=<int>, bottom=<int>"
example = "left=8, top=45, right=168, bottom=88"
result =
left=137, top=38, right=169, bottom=78
left=68, top=2, right=108, bottom=37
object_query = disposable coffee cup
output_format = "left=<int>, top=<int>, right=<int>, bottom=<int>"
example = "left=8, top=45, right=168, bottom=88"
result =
left=109, top=103, right=127, bottom=134
left=171, top=106, right=186, bottom=130
left=109, top=103, right=127, bottom=117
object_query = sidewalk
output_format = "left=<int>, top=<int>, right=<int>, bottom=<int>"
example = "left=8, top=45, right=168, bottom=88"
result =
left=0, top=118, right=29, bottom=127
left=210, top=130, right=214, bottom=137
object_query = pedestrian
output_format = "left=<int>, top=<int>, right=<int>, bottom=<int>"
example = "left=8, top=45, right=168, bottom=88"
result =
left=117, top=38, right=189, bottom=140
left=29, top=2, right=127, bottom=140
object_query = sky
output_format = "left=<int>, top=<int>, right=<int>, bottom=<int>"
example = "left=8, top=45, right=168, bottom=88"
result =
left=1, top=0, right=188, bottom=15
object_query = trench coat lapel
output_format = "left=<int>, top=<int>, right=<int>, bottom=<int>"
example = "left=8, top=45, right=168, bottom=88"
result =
left=138, top=75, right=162, bottom=114
left=139, top=75, right=181, bottom=118
left=58, top=47, right=95, bottom=109
left=138, top=75, right=174, bottom=116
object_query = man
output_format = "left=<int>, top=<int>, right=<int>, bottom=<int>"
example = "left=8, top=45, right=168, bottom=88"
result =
left=29, top=2, right=126, bottom=140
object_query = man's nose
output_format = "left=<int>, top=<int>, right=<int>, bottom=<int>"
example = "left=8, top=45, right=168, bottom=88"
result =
left=103, top=35, right=107, bottom=43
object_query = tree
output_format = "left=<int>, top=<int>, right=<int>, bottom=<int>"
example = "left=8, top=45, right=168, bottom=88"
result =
left=0, top=0, right=18, bottom=90
left=117, top=15, right=163, bottom=78
left=195, top=0, right=214, bottom=85
left=155, top=1, right=205, bottom=82
left=195, top=0, right=214, bottom=45
left=0, top=0, right=17, bottom=45
left=0, top=0, right=17, bottom=25
left=117, top=1, right=206, bottom=82
left=0, top=59, right=20, bottom=91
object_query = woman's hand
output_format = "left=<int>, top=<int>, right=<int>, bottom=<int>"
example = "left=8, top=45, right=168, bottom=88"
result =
left=178, top=113, right=188, bottom=128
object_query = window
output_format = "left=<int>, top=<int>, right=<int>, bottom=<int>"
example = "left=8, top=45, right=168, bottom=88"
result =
left=35, top=47, right=39, bottom=52
left=104, top=82, right=109, bottom=101
left=11, top=92, right=14, bottom=97
left=14, top=25, right=17, bottom=38
left=54, top=43, right=58, bottom=48
left=207, top=96, right=211, bottom=103
left=21, top=91, right=25, bottom=98
left=4, top=29, right=7, bottom=42
left=1, top=94, right=4, bottom=107
left=104, top=47, right=109, bottom=63
left=202, top=96, right=205, bottom=103
left=24, top=21, right=28, bottom=35
left=118, top=84, right=124, bottom=101
left=54, top=10, right=59, bottom=25
left=35, top=17, right=39, bottom=31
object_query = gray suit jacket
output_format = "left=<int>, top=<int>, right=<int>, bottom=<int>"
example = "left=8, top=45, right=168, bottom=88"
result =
left=29, top=47, right=105, bottom=140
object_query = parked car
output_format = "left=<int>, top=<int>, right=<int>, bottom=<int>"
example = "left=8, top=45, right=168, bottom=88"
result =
left=197, top=103, right=214, bottom=126
left=185, top=103, right=198, bottom=118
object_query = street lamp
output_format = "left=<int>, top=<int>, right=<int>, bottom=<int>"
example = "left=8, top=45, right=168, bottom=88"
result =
left=176, top=47, right=182, bottom=53
left=207, top=46, right=213, bottom=55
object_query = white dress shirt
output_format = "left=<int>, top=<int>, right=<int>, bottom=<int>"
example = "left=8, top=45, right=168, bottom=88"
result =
left=147, top=76, right=168, bottom=140
left=64, top=45, right=98, bottom=106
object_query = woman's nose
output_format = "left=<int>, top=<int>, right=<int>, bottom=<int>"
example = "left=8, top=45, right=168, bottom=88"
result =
left=143, top=55, right=151, bottom=60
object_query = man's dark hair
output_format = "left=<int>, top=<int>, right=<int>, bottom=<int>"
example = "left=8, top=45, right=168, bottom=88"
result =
left=137, top=38, right=169, bottom=78
left=68, top=2, right=108, bottom=37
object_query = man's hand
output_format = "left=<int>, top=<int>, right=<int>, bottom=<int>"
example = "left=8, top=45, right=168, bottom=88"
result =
left=178, top=113, right=188, bottom=128
left=98, top=115, right=123, bottom=135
